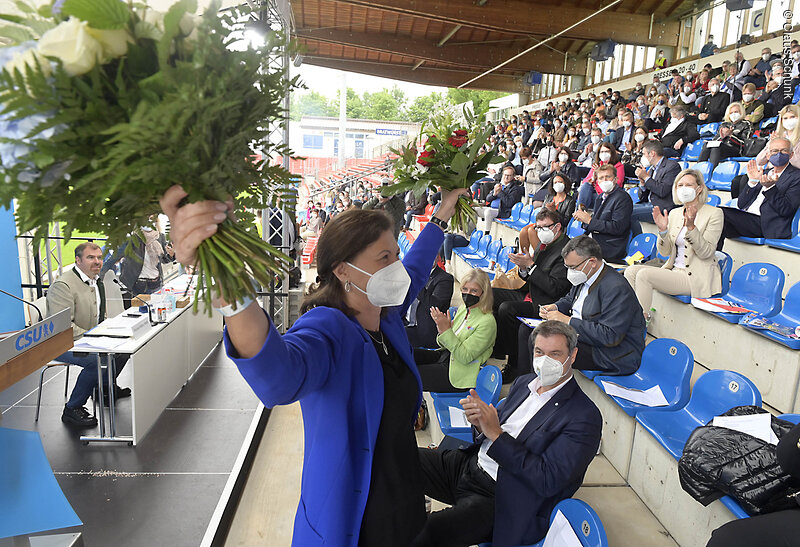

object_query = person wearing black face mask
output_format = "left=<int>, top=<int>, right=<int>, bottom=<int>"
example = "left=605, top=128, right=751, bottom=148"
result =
left=718, top=137, right=800, bottom=250
left=413, top=269, right=497, bottom=393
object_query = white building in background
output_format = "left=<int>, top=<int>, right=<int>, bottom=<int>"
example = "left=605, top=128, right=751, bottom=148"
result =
left=289, top=116, right=421, bottom=160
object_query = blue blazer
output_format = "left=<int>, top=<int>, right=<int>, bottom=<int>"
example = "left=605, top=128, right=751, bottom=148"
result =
left=223, top=224, right=443, bottom=546
left=584, top=186, right=633, bottom=260
left=466, top=375, right=602, bottom=546
left=642, top=157, right=682, bottom=213
left=555, top=265, right=645, bottom=375
left=737, top=164, right=800, bottom=239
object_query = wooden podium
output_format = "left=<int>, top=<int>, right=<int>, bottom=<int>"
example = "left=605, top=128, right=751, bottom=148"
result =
left=0, top=309, right=72, bottom=392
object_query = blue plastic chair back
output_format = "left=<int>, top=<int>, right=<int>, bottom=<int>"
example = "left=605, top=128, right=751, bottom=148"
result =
left=726, top=262, right=785, bottom=316
left=694, top=161, right=713, bottom=184
left=476, top=365, right=503, bottom=406
left=467, top=229, right=482, bottom=251
left=497, top=246, right=513, bottom=272
left=636, top=370, right=762, bottom=459
left=627, top=187, right=641, bottom=203
left=681, top=140, right=704, bottom=161
left=515, top=203, right=536, bottom=226
left=549, top=498, right=609, bottom=547
left=595, top=338, right=694, bottom=417
left=507, top=202, right=523, bottom=223
left=764, top=281, right=800, bottom=325
left=627, top=233, right=657, bottom=261
left=698, top=122, right=720, bottom=137
left=760, top=116, right=778, bottom=129
left=706, top=194, right=721, bottom=207
left=476, top=234, right=492, bottom=257
left=779, top=413, right=800, bottom=424
left=718, top=251, right=733, bottom=294
left=567, top=217, right=584, bottom=238
left=679, top=161, right=690, bottom=169
left=710, top=161, right=740, bottom=186
left=485, top=239, right=502, bottom=262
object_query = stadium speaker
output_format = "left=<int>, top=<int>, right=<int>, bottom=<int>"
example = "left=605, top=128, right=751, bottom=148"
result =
left=589, top=39, right=618, bottom=62
left=524, top=71, right=543, bottom=86
left=725, top=0, right=754, bottom=10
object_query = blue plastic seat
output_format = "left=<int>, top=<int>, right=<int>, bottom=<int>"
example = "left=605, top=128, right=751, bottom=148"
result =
left=433, top=365, right=503, bottom=442
left=779, top=413, right=800, bottom=424
left=496, top=246, right=513, bottom=273
left=698, top=122, right=720, bottom=138
left=673, top=251, right=733, bottom=304
left=567, top=217, right=585, bottom=238
left=579, top=369, right=602, bottom=380
left=693, top=160, right=713, bottom=185
left=636, top=370, right=762, bottom=459
left=594, top=338, right=694, bottom=417
left=496, top=202, right=524, bottom=227
left=627, top=187, right=641, bottom=203
left=679, top=161, right=690, bottom=169
left=765, top=209, right=800, bottom=253
left=681, top=140, right=704, bottom=161
left=760, top=116, right=778, bottom=129
left=741, top=281, right=800, bottom=349
left=509, top=203, right=536, bottom=231
left=626, top=233, right=657, bottom=262
left=706, top=161, right=739, bottom=191
left=0, top=428, right=83, bottom=540
left=458, top=233, right=491, bottom=261
left=467, top=239, right=503, bottom=269
left=720, top=496, right=750, bottom=519
left=697, top=262, right=785, bottom=323
left=706, top=194, right=721, bottom=207
left=453, top=230, right=483, bottom=258
left=479, top=498, right=608, bottom=547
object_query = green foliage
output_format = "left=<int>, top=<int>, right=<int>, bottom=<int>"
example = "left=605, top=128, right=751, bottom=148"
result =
left=445, top=89, right=505, bottom=114
left=0, top=0, right=299, bottom=312
left=290, top=90, right=338, bottom=121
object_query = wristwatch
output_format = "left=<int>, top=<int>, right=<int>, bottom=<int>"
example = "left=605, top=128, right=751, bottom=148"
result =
left=429, top=215, right=448, bottom=230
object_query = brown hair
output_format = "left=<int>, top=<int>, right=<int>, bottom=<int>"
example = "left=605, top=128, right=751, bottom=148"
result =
left=301, top=209, right=393, bottom=315
left=75, top=242, right=101, bottom=259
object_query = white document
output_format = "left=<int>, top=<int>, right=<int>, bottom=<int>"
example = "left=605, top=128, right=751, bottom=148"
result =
left=73, top=336, right=128, bottom=351
left=518, top=317, right=543, bottom=329
left=705, top=140, right=722, bottom=148
left=542, top=510, right=583, bottom=547
left=712, top=413, right=779, bottom=445
left=89, top=314, right=148, bottom=337
left=448, top=406, right=470, bottom=428
left=600, top=381, right=669, bottom=407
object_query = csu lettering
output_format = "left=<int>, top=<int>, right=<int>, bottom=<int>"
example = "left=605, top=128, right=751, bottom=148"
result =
left=14, top=321, right=54, bottom=351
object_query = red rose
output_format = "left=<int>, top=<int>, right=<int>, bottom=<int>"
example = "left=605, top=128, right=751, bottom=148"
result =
left=417, top=150, right=435, bottom=166
left=454, top=129, right=468, bottom=137
left=448, top=136, right=467, bottom=148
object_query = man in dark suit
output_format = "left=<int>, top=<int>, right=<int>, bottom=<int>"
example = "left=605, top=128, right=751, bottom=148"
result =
left=693, top=78, right=730, bottom=124
left=762, top=65, right=791, bottom=118
left=612, top=110, right=635, bottom=152
left=659, top=105, right=701, bottom=158
left=539, top=236, right=646, bottom=375
left=631, top=140, right=682, bottom=227
left=572, top=164, right=633, bottom=261
left=491, top=209, right=571, bottom=378
left=405, top=264, right=454, bottom=348
left=719, top=138, right=800, bottom=249
left=413, top=321, right=602, bottom=547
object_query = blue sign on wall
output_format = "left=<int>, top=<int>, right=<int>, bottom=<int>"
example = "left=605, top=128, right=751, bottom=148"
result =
left=375, top=128, right=407, bottom=136
left=0, top=205, right=24, bottom=331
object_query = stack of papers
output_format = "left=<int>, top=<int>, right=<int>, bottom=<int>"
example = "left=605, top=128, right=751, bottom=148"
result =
left=73, top=336, right=128, bottom=351
left=448, top=407, right=471, bottom=428
left=600, top=381, right=669, bottom=407
left=691, top=297, right=751, bottom=314
left=542, top=510, right=582, bottom=547
left=88, top=314, right=148, bottom=337
left=712, top=413, right=779, bottom=445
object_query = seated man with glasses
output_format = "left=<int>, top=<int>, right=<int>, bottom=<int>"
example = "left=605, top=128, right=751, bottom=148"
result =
left=491, top=209, right=571, bottom=381
left=536, top=235, right=645, bottom=375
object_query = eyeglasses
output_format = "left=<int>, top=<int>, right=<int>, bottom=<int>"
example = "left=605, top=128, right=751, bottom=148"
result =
left=564, top=256, right=590, bottom=271
left=535, top=223, right=557, bottom=232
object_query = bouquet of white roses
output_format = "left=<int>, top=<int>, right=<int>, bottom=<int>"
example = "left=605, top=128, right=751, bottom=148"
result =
left=0, top=0, right=298, bottom=314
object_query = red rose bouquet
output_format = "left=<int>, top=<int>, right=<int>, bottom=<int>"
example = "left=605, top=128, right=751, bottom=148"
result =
left=388, top=107, right=502, bottom=233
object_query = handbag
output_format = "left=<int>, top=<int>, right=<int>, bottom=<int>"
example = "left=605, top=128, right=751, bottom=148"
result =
left=742, top=136, right=767, bottom=157
left=491, top=265, right=526, bottom=290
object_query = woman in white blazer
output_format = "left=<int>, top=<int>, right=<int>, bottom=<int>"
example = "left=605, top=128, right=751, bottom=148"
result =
left=625, top=168, right=724, bottom=321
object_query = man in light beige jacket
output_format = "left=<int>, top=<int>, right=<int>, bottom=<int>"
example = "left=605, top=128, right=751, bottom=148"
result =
left=46, top=242, right=129, bottom=428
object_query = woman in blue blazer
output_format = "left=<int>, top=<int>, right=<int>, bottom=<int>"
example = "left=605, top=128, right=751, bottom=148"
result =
left=159, top=186, right=467, bottom=546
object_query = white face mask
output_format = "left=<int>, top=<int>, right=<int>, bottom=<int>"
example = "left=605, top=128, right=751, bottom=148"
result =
left=640, top=154, right=651, bottom=168
left=598, top=179, right=615, bottom=194
left=743, top=94, right=754, bottom=102
left=783, top=117, right=798, bottom=130
left=730, top=112, right=742, bottom=122
left=566, top=259, right=592, bottom=286
left=622, top=120, right=632, bottom=128
left=533, top=354, right=570, bottom=387
left=709, top=84, right=719, bottom=93
left=568, top=129, right=575, bottom=136
left=553, top=182, right=566, bottom=194
left=558, top=153, right=569, bottom=163
left=346, top=260, right=411, bottom=307
left=775, top=76, right=783, bottom=86
left=676, top=186, right=697, bottom=204
left=763, top=54, right=771, bottom=61
left=635, top=133, right=646, bottom=142
left=538, top=227, right=556, bottom=245
left=599, top=151, right=611, bottom=162
left=591, top=135, right=601, bottom=144
left=684, top=86, right=692, bottom=94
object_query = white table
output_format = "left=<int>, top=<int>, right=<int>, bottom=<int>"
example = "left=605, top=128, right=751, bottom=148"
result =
left=75, top=276, right=222, bottom=445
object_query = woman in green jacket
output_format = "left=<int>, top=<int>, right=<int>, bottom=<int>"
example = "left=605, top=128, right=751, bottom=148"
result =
left=414, top=269, right=497, bottom=392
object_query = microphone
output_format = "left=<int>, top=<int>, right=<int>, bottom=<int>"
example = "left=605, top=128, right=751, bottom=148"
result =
left=0, top=288, right=43, bottom=322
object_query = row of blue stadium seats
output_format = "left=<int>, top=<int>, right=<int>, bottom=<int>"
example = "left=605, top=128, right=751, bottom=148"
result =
left=695, top=116, right=778, bottom=141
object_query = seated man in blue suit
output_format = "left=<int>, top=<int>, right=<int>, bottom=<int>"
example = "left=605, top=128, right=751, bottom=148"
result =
left=631, top=140, right=682, bottom=227
left=572, top=164, right=633, bottom=261
left=413, top=320, right=602, bottom=547
left=718, top=137, right=800, bottom=250
left=539, top=236, right=645, bottom=375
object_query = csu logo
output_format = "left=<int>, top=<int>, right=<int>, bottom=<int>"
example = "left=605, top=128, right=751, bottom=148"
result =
left=15, top=321, right=56, bottom=351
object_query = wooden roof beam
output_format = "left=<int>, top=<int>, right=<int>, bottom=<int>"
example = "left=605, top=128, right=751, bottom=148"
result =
left=295, top=28, right=588, bottom=75
left=326, top=0, right=680, bottom=47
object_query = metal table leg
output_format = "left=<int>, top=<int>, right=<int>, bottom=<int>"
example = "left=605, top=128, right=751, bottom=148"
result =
left=80, top=352, right=132, bottom=445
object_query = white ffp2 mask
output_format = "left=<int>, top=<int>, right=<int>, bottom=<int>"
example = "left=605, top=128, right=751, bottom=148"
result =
left=533, top=354, right=570, bottom=386
left=347, top=260, right=411, bottom=307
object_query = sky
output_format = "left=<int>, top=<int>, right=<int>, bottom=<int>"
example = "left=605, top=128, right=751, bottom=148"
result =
left=290, top=64, right=448, bottom=101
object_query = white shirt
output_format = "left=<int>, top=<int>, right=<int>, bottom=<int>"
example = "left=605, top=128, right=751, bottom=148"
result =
left=74, top=266, right=101, bottom=317
left=674, top=226, right=688, bottom=269
left=661, top=117, right=682, bottom=137
left=571, top=263, right=604, bottom=320
left=477, top=374, right=573, bottom=480
left=746, top=167, right=784, bottom=215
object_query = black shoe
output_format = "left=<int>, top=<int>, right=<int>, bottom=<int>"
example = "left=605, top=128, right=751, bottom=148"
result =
left=62, top=405, right=97, bottom=428
left=100, top=385, right=131, bottom=405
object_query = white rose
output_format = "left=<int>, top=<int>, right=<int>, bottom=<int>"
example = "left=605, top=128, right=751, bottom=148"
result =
left=3, top=47, right=51, bottom=78
left=38, top=17, right=102, bottom=76
left=86, top=27, right=133, bottom=61
left=143, top=9, right=166, bottom=30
